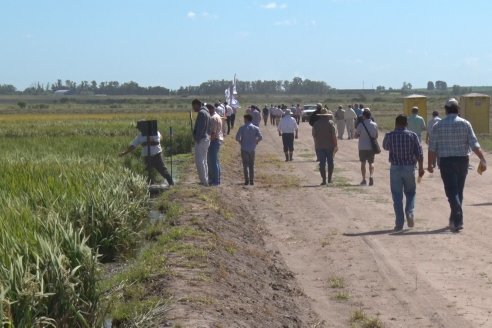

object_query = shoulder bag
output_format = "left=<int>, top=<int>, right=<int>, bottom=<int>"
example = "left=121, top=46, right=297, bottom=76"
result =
left=361, top=120, right=381, bottom=154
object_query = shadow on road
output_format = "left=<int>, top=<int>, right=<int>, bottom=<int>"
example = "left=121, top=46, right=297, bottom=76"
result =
left=469, top=202, right=492, bottom=206
left=344, top=227, right=450, bottom=237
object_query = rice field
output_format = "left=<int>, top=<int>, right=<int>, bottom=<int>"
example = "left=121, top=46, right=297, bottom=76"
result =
left=0, top=100, right=192, bottom=327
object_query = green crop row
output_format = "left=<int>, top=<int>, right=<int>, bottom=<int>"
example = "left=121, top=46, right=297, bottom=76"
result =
left=0, top=110, right=192, bottom=326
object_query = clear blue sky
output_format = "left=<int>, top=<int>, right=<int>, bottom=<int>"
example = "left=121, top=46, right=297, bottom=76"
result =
left=2, top=0, right=492, bottom=90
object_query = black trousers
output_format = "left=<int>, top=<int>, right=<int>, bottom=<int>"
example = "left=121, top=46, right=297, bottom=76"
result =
left=144, top=153, right=173, bottom=185
left=226, top=116, right=232, bottom=135
left=230, top=113, right=236, bottom=128
left=281, top=133, right=295, bottom=152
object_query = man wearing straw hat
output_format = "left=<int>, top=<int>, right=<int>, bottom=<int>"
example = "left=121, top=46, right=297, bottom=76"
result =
left=278, top=108, right=299, bottom=161
left=335, top=105, right=346, bottom=140
left=312, top=107, right=338, bottom=185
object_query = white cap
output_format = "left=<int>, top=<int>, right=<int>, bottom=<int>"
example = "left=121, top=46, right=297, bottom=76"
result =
left=445, top=98, right=459, bottom=108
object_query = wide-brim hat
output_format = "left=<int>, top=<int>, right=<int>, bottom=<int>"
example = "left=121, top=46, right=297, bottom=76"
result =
left=285, top=109, right=293, bottom=115
left=317, top=108, right=333, bottom=116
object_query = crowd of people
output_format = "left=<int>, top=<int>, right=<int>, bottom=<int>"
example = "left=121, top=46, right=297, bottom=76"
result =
left=120, top=97, right=488, bottom=235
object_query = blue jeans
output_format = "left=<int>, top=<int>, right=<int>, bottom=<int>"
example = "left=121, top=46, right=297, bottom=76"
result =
left=390, top=165, right=416, bottom=228
left=207, top=140, right=221, bottom=185
left=439, top=157, right=469, bottom=228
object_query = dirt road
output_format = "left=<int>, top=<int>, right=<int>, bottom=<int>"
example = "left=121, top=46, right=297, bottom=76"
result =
left=229, top=119, right=492, bottom=327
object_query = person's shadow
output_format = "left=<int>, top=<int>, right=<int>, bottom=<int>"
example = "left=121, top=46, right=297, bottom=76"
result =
left=344, top=227, right=449, bottom=237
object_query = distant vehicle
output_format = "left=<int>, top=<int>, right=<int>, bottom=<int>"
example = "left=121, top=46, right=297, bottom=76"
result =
left=302, top=104, right=317, bottom=122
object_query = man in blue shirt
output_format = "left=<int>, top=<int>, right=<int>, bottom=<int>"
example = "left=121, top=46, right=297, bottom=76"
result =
left=383, top=115, right=425, bottom=231
left=236, top=114, right=263, bottom=185
left=428, top=98, right=487, bottom=232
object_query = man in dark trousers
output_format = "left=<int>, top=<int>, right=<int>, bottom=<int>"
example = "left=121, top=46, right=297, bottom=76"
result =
left=428, top=98, right=487, bottom=232
left=119, top=121, right=174, bottom=186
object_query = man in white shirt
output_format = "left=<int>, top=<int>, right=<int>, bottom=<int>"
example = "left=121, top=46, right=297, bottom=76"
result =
left=407, top=106, right=426, bottom=143
left=224, top=102, right=234, bottom=135
left=278, top=109, right=299, bottom=161
left=426, top=110, right=441, bottom=168
left=119, top=120, right=174, bottom=186
left=345, top=105, right=357, bottom=139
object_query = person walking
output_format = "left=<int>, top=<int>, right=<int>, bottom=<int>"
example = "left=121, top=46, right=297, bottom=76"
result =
left=335, top=105, right=346, bottom=140
left=294, top=104, right=302, bottom=124
left=270, top=105, right=276, bottom=125
left=407, top=106, right=426, bottom=143
left=262, top=105, right=270, bottom=126
left=236, top=114, right=263, bottom=185
left=224, top=101, right=233, bottom=135
left=426, top=111, right=442, bottom=168
left=309, top=103, right=323, bottom=126
left=119, top=121, right=174, bottom=186
left=192, top=99, right=211, bottom=186
left=206, top=104, right=223, bottom=186
left=230, top=105, right=237, bottom=129
left=428, top=98, right=487, bottom=232
left=278, top=109, right=299, bottom=161
left=383, top=115, right=425, bottom=231
left=345, top=105, right=357, bottom=139
left=312, top=107, right=338, bottom=185
left=252, top=106, right=262, bottom=127
left=355, top=109, right=378, bottom=186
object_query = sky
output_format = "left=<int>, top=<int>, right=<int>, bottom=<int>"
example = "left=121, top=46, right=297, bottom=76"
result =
left=1, top=0, right=492, bottom=90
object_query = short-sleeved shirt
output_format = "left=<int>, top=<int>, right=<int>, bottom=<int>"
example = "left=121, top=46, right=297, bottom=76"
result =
left=356, top=119, right=378, bottom=151
left=427, top=117, right=441, bottom=136
left=429, top=114, right=480, bottom=157
left=278, top=116, right=298, bottom=134
left=407, top=114, right=426, bottom=139
left=383, top=128, right=423, bottom=166
left=131, top=131, right=162, bottom=157
left=210, top=113, right=224, bottom=141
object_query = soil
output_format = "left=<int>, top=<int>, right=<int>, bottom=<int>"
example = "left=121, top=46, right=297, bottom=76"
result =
left=164, top=120, right=492, bottom=327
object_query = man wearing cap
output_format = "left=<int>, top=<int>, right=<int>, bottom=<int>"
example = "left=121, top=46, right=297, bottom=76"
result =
left=192, top=99, right=211, bottom=186
left=119, top=121, right=174, bottom=186
left=383, top=115, right=425, bottom=231
left=312, top=107, right=338, bottom=185
left=206, top=104, right=223, bottom=186
left=335, top=105, right=346, bottom=140
left=428, top=98, right=487, bottom=232
left=345, top=105, right=357, bottom=139
left=407, top=106, right=426, bottom=143
left=355, top=109, right=378, bottom=186
left=278, top=109, right=299, bottom=161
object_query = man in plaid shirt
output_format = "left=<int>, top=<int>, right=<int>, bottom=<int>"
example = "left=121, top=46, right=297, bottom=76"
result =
left=383, top=115, right=425, bottom=231
left=428, top=98, right=487, bottom=232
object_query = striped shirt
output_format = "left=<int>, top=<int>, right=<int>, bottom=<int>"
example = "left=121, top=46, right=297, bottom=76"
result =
left=429, top=114, right=480, bottom=158
left=383, top=128, right=423, bottom=166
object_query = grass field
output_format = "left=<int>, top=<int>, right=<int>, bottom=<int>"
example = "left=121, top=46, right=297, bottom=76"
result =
left=0, top=100, right=192, bottom=327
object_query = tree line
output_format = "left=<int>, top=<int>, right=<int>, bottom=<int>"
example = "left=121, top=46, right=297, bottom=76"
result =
left=0, top=77, right=331, bottom=96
